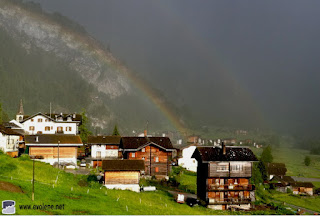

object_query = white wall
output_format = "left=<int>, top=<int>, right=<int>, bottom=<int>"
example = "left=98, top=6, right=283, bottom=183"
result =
left=178, top=145, right=197, bottom=172
left=22, top=115, right=78, bottom=135
left=0, top=133, right=20, bottom=153
left=91, top=144, right=118, bottom=158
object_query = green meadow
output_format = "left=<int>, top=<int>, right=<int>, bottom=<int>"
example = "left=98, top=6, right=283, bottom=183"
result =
left=0, top=154, right=290, bottom=215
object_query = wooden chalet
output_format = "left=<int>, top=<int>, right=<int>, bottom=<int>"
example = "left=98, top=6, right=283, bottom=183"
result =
left=25, top=134, right=82, bottom=166
left=267, top=163, right=287, bottom=180
left=87, top=135, right=121, bottom=168
left=102, top=159, right=145, bottom=192
left=192, top=144, right=258, bottom=210
left=120, top=137, right=174, bottom=178
left=291, top=182, right=314, bottom=196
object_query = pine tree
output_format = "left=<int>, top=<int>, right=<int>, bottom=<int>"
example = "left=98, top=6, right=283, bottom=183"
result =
left=304, top=156, right=311, bottom=166
left=112, top=125, right=120, bottom=136
left=260, top=145, right=273, bottom=163
left=78, top=109, right=92, bottom=143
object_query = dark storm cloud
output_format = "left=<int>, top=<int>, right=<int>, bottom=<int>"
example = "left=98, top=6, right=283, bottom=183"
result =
left=29, top=0, right=320, bottom=135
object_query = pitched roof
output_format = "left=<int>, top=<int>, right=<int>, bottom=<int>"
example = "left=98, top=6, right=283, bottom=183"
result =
left=25, top=134, right=82, bottom=146
left=0, top=125, right=21, bottom=136
left=291, top=182, right=314, bottom=188
left=120, top=137, right=174, bottom=151
left=192, top=146, right=258, bottom=162
left=271, top=175, right=295, bottom=183
left=102, top=159, right=145, bottom=171
left=267, top=163, right=287, bottom=176
left=21, top=112, right=82, bottom=123
left=87, top=136, right=121, bottom=145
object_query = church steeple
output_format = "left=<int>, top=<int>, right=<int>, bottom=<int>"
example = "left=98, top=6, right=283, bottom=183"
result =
left=16, top=99, right=24, bottom=122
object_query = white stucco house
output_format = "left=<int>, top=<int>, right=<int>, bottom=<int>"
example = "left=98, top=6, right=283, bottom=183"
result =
left=87, top=136, right=121, bottom=167
left=178, top=144, right=198, bottom=172
left=17, top=112, right=82, bottom=135
left=0, top=125, right=22, bottom=157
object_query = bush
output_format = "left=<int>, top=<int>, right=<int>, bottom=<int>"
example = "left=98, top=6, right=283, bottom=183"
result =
left=304, top=156, right=311, bottom=166
left=287, top=187, right=293, bottom=194
left=19, top=154, right=30, bottom=161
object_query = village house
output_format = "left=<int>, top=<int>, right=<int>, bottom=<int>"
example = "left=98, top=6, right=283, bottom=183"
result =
left=192, top=144, right=258, bottom=210
left=120, top=135, right=174, bottom=178
left=267, top=163, right=287, bottom=180
left=0, top=125, right=22, bottom=157
left=291, top=182, right=314, bottom=196
left=25, top=134, right=82, bottom=166
left=270, top=176, right=295, bottom=193
left=87, top=135, right=121, bottom=168
left=178, top=144, right=198, bottom=172
left=187, top=135, right=201, bottom=144
left=102, top=159, right=145, bottom=192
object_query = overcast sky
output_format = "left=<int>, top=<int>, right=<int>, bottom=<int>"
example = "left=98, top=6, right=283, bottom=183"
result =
left=29, top=0, right=320, bottom=135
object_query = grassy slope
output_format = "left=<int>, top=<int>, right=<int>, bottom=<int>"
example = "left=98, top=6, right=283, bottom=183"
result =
left=272, top=192, right=320, bottom=213
left=250, top=143, right=320, bottom=178
left=0, top=154, right=228, bottom=215
left=0, top=154, right=288, bottom=215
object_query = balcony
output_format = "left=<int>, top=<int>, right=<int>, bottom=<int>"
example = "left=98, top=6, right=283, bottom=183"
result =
left=208, top=198, right=252, bottom=205
left=208, top=184, right=255, bottom=191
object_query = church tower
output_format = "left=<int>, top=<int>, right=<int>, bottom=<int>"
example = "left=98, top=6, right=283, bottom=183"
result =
left=16, top=99, right=24, bottom=122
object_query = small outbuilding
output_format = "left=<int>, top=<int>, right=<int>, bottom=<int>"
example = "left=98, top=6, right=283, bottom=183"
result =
left=102, top=159, right=145, bottom=192
left=291, top=182, right=314, bottom=196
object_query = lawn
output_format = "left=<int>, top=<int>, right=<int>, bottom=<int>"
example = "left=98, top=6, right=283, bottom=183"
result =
left=250, top=143, right=320, bottom=178
left=272, top=192, right=320, bottom=213
left=0, top=154, right=290, bottom=215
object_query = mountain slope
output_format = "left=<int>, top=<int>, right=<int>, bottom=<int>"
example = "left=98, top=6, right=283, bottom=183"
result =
left=0, top=0, right=181, bottom=134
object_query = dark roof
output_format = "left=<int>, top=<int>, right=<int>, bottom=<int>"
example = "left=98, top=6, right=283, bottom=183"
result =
left=120, top=137, right=174, bottom=150
left=25, top=134, right=82, bottom=145
left=2, top=122, right=21, bottom=129
left=192, top=146, right=258, bottom=162
left=0, top=125, right=21, bottom=136
left=291, top=182, right=314, bottom=188
left=271, top=175, right=295, bottom=183
left=267, top=163, right=287, bottom=176
left=21, top=112, right=82, bottom=123
left=87, top=136, right=121, bottom=145
left=102, top=159, right=145, bottom=171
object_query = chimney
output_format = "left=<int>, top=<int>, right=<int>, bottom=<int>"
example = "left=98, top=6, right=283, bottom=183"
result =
left=35, top=136, right=39, bottom=142
left=222, top=142, right=226, bottom=155
left=144, top=130, right=147, bottom=137
left=73, top=113, right=76, bottom=118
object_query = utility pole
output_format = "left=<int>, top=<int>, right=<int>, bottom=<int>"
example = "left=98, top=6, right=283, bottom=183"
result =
left=58, top=141, right=60, bottom=169
left=32, top=158, right=35, bottom=201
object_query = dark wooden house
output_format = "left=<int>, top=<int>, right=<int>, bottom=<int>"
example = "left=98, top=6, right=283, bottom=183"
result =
left=120, top=137, right=174, bottom=178
left=102, top=159, right=145, bottom=192
left=192, top=144, right=258, bottom=210
left=267, top=163, right=287, bottom=180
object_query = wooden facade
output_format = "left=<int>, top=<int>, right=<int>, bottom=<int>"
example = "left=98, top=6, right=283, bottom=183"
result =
left=105, top=171, right=140, bottom=184
left=192, top=146, right=258, bottom=210
left=29, top=146, right=77, bottom=159
left=124, top=145, right=172, bottom=176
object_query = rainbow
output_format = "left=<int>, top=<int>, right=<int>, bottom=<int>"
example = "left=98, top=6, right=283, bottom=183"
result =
left=3, top=0, right=188, bottom=136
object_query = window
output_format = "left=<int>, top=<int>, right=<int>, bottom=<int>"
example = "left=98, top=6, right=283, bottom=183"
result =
left=155, top=167, right=159, bottom=172
left=142, top=157, right=145, bottom=160
left=68, top=127, right=72, bottom=131
left=45, top=126, right=50, bottom=131
left=154, top=157, right=159, bottom=162
left=45, top=119, right=49, bottom=122
left=96, top=151, right=101, bottom=158
left=217, top=163, right=229, bottom=172
left=38, top=119, right=43, bottom=122
left=131, top=152, right=135, bottom=158
left=231, top=164, right=242, bottom=171
left=142, top=148, right=145, bottom=152
left=29, top=126, right=35, bottom=131
left=57, top=127, right=63, bottom=132
left=31, top=119, right=34, bottom=122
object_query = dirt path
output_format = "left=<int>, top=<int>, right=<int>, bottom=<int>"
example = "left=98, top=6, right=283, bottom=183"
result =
left=0, top=181, right=23, bottom=193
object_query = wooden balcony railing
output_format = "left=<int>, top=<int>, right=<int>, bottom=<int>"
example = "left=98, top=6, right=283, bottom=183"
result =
left=208, top=184, right=254, bottom=191
left=208, top=198, right=252, bottom=204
